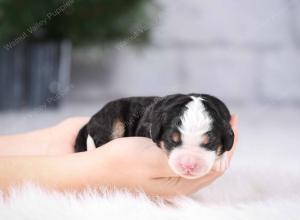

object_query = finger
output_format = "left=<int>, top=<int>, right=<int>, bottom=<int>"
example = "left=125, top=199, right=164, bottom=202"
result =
left=212, top=153, right=228, bottom=173
left=148, top=151, right=178, bottom=177
left=106, top=137, right=178, bottom=178
left=136, top=139, right=179, bottom=177
left=221, top=154, right=229, bottom=170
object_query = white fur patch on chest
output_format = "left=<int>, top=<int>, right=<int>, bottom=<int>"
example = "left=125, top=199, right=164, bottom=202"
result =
left=87, top=134, right=96, bottom=151
left=179, top=96, right=212, bottom=147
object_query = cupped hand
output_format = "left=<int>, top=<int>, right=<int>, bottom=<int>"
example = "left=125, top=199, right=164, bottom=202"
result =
left=0, top=115, right=237, bottom=197
left=88, top=115, right=238, bottom=197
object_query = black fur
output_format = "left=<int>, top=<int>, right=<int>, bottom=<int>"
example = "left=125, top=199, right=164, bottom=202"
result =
left=74, top=94, right=234, bottom=155
left=189, top=94, right=234, bottom=154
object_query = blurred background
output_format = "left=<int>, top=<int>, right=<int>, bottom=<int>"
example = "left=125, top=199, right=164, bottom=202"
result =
left=0, top=0, right=299, bottom=166
left=0, top=0, right=299, bottom=206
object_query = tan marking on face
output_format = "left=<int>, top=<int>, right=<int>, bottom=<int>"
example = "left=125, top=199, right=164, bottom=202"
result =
left=202, top=134, right=209, bottom=145
left=111, top=119, right=125, bottom=139
left=216, top=145, right=222, bottom=156
left=171, top=131, right=181, bottom=143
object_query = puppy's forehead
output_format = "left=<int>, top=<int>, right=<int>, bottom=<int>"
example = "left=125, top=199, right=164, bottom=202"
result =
left=179, top=96, right=212, bottom=134
left=178, top=96, right=212, bottom=145
left=159, top=94, right=193, bottom=123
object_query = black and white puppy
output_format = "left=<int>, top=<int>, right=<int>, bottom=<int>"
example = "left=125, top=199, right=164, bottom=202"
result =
left=75, top=94, right=234, bottom=179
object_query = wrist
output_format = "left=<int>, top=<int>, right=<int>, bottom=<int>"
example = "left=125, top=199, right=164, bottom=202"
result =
left=62, top=148, right=114, bottom=191
left=0, top=128, right=51, bottom=156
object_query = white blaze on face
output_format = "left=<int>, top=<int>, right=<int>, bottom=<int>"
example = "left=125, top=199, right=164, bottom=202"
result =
left=168, top=96, right=216, bottom=179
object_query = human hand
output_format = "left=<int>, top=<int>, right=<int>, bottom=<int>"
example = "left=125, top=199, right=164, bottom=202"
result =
left=87, top=115, right=238, bottom=197
left=46, top=117, right=89, bottom=155
left=0, top=117, right=89, bottom=156
left=0, top=116, right=237, bottom=198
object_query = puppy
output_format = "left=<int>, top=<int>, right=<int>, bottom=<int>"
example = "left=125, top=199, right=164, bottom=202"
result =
left=75, top=94, right=234, bottom=179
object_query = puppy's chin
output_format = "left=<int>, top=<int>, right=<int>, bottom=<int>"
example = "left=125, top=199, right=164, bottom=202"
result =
left=168, top=162, right=212, bottom=179
left=167, top=147, right=216, bottom=179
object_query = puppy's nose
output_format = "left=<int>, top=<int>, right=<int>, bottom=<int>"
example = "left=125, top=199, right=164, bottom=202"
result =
left=180, top=163, right=197, bottom=172
left=179, top=157, right=200, bottom=173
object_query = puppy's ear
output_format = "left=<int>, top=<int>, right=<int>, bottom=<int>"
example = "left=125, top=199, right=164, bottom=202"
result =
left=149, top=111, right=165, bottom=143
left=200, top=94, right=231, bottom=121
left=200, top=94, right=234, bottom=153
left=221, top=122, right=234, bottom=153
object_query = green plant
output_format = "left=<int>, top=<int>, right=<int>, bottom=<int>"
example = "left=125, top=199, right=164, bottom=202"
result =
left=0, top=0, right=152, bottom=45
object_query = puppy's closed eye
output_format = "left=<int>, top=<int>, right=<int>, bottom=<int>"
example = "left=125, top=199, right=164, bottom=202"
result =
left=202, top=134, right=210, bottom=145
left=201, top=132, right=218, bottom=150
left=171, top=131, right=181, bottom=144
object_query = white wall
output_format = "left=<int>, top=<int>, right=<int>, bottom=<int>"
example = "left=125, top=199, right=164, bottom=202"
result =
left=71, top=0, right=300, bottom=104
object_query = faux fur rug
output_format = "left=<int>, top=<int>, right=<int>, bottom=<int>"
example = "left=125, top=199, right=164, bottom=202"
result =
left=1, top=159, right=299, bottom=220
left=0, top=183, right=298, bottom=220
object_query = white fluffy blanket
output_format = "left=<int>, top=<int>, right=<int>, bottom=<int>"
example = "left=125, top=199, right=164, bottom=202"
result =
left=1, top=158, right=299, bottom=220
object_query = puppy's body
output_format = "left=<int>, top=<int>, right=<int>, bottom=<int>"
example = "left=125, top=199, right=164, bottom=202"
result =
left=75, top=94, right=234, bottom=178
left=75, top=96, right=158, bottom=152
